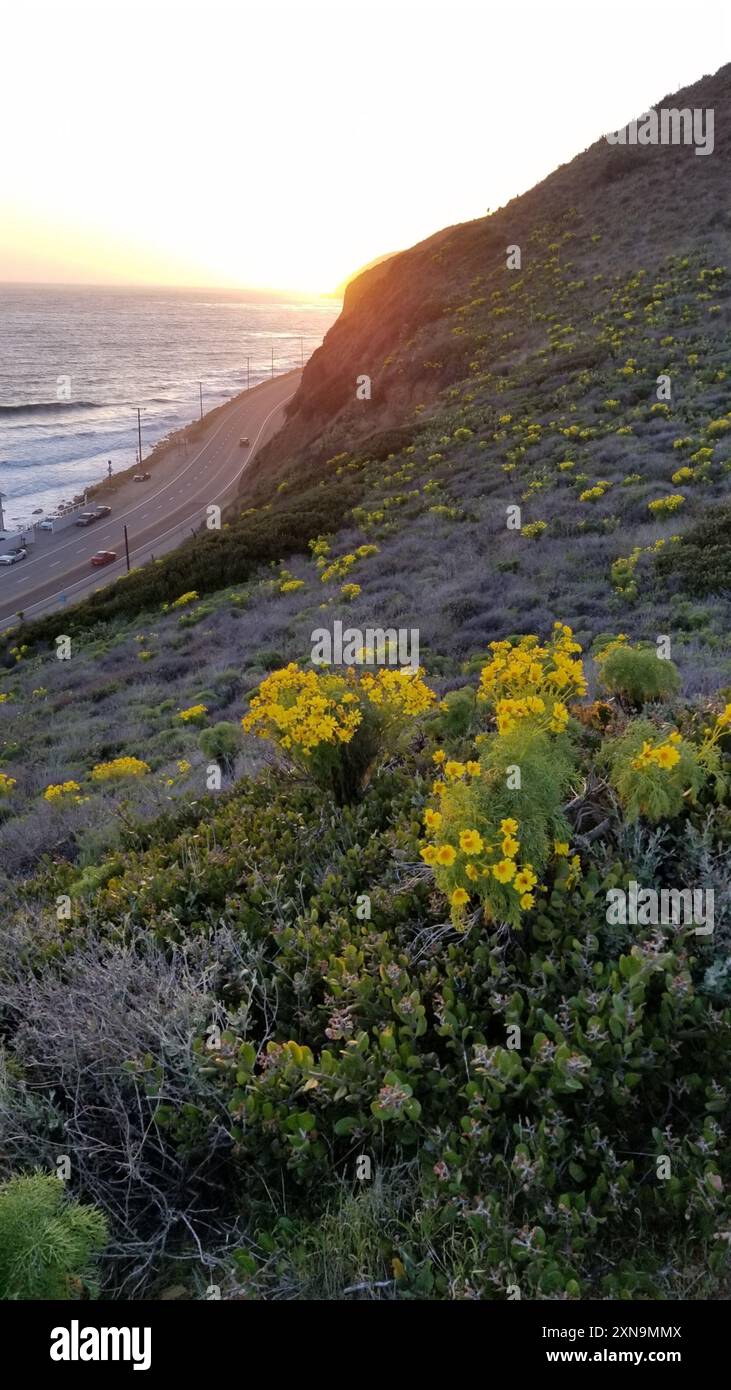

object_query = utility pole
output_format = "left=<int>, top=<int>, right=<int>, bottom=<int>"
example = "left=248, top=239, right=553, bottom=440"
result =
left=0, top=491, right=6, bottom=534
left=137, top=408, right=143, bottom=469
left=199, top=382, right=203, bottom=420
left=124, top=524, right=131, bottom=572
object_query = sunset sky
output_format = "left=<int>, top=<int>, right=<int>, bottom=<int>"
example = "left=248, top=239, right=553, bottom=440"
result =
left=1, top=0, right=728, bottom=294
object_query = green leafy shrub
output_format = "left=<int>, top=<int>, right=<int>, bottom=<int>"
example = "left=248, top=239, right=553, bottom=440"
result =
left=597, top=640, right=680, bottom=708
left=199, top=721, right=243, bottom=774
left=601, top=719, right=707, bottom=822
left=0, top=1173, right=108, bottom=1300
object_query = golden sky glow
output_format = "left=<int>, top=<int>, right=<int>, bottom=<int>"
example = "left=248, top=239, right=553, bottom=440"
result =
left=1, top=0, right=728, bottom=294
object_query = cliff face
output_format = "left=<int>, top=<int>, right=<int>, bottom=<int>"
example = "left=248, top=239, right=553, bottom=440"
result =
left=243, top=62, right=731, bottom=498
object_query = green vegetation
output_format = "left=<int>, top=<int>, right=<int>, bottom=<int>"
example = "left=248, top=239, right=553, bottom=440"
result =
left=0, top=1174, right=108, bottom=1300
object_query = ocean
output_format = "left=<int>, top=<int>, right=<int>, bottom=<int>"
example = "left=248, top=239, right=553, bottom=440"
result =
left=0, top=284, right=340, bottom=527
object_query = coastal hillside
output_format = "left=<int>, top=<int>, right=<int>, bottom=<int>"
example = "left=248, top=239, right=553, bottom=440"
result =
left=1, top=65, right=730, bottom=1303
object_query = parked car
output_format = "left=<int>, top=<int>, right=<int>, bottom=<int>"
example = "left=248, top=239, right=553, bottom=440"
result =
left=94, top=505, right=112, bottom=518
left=239, top=437, right=250, bottom=447
left=90, top=550, right=117, bottom=567
left=133, top=472, right=151, bottom=482
left=75, top=512, right=99, bottom=528
left=0, top=548, right=27, bottom=565
left=37, top=519, right=55, bottom=531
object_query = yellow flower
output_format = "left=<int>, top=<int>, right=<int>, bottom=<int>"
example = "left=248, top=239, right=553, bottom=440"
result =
left=514, top=867, right=537, bottom=894
left=436, top=844, right=457, bottom=866
left=466, top=761, right=481, bottom=776
left=500, top=818, right=519, bottom=835
left=424, top=808, right=442, bottom=830
left=459, top=829, right=484, bottom=854
left=451, top=888, right=469, bottom=908
left=420, top=845, right=438, bottom=866
left=554, top=841, right=570, bottom=856
left=492, top=859, right=516, bottom=883
left=654, top=744, right=680, bottom=769
left=178, top=703, right=208, bottom=724
left=444, top=760, right=466, bottom=780
left=432, top=749, right=446, bottom=764
left=519, top=893, right=535, bottom=910
left=501, top=835, right=519, bottom=857
left=90, top=756, right=150, bottom=781
left=465, top=863, right=479, bottom=881
left=433, top=781, right=446, bottom=798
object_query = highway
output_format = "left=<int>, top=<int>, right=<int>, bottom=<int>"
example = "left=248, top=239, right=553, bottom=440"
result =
left=0, top=371, right=300, bottom=631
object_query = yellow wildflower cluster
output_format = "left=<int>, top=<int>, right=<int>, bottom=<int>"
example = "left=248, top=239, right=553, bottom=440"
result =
left=421, top=808, right=539, bottom=916
left=90, top=757, right=151, bottom=782
left=171, top=590, right=199, bottom=609
left=359, top=668, right=436, bottom=720
left=648, top=494, right=684, bottom=515
left=243, top=662, right=435, bottom=758
left=478, top=623, right=586, bottom=731
left=243, top=664, right=363, bottom=754
left=318, top=544, right=379, bottom=585
left=277, top=567, right=305, bottom=594
left=631, top=733, right=682, bottom=771
left=177, top=704, right=208, bottom=724
left=495, top=695, right=569, bottom=736
left=0, top=772, right=16, bottom=795
left=43, top=780, right=83, bottom=803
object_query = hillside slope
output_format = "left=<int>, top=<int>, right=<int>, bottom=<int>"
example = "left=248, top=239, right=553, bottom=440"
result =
left=247, top=63, right=731, bottom=491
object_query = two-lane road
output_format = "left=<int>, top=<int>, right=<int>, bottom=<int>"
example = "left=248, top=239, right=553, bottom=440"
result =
left=0, top=371, right=299, bottom=630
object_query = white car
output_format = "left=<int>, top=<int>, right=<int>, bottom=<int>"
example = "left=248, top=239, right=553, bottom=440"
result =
left=0, top=548, right=27, bottom=565
left=37, top=519, right=54, bottom=531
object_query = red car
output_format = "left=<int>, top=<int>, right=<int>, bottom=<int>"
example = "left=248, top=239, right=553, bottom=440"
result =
left=91, top=550, right=117, bottom=567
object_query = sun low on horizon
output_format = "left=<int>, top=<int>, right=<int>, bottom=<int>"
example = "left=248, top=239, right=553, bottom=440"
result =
left=0, top=0, right=728, bottom=296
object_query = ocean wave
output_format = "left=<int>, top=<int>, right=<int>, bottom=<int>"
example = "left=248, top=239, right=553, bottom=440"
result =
left=0, top=400, right=103, bottom=416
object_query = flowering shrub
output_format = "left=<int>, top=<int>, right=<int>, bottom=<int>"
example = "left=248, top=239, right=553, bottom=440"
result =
left=420, top=626, right=585, bottom=928
left=90, top=757, right=150, bottom=782
left=521, top=520, right=547, bottom=538
left=602, top=720, right=708, bottom=822
left=0, top=772, right=16, bottom=795
left=43, top=780, right=82, bottom=803
left=423, top=725, right=577, bottom=928
left=579, top=482, right=611, bottom=502
left=170, top=591, right=199, bottom=609
left=478, top=623, right=587, bottom=721
left=177, top=704, right=208, bottom=725
left=243, top=662, right=435, bottom=802
left=648, top=494, right=684, bottom=515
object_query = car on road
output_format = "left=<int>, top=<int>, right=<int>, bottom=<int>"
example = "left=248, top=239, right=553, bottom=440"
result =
left=94, top=505, right=112, bottom=518
left=0, top=548, right=27, bottom=565
left=239, top=437, right=250, bottom=447
left=133, top=472, right=151, bottom=482
left=90, top=550, right=117, bottom=567
left=75, top=511, right=100, bottom=527
left=37, top=519, right=55, bottom=531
